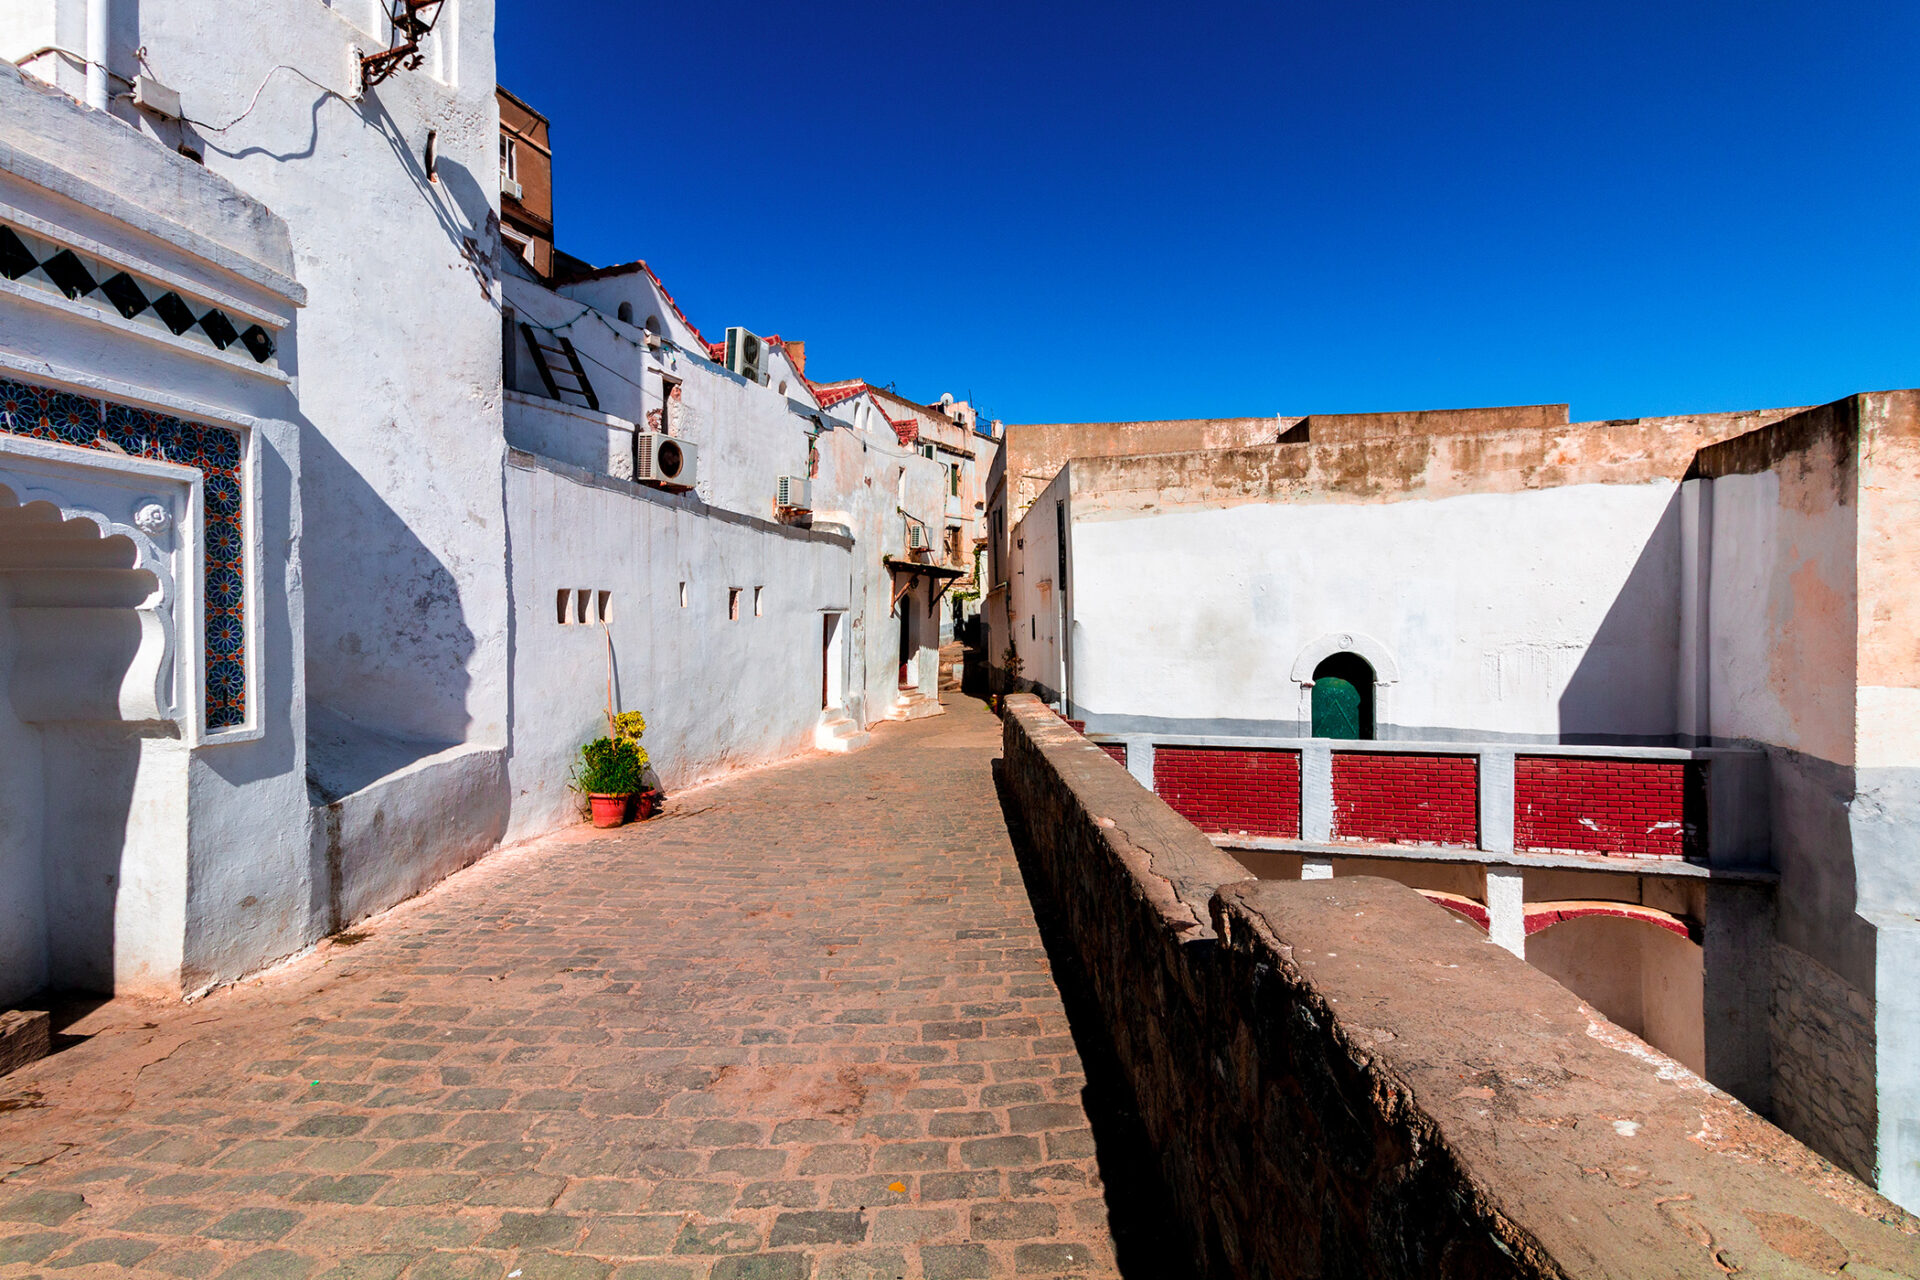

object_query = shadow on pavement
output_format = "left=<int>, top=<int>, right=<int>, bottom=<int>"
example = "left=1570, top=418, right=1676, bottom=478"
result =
left=991, top=756, right=1191, bottom=1278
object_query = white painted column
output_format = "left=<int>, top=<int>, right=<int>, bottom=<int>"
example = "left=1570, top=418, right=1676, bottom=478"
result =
left=1301, top=744, right=1333, bottom=842
left=1479, top=748, right=1515, bottom=855
left=1486, top=867, right=1526, bottom=958
left=1126, top=739, right=1155, bottom=792
left=1301, top=858, right=1334, bottom=881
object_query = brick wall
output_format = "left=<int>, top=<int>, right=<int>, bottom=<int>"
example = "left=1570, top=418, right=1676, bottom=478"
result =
left=1097, top=741, right=1128, bottom=767
left=1154, top=746, right=1301, bottom=838
left=997, top=696, right=1918, bottom=1278
left=1515, top=756, right=1702, bottom=859
left=1331, top=753, right=1477, bottom=846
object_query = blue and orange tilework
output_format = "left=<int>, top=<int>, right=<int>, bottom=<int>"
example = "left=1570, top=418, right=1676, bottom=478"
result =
left=0, top=376, right=247, bottom=729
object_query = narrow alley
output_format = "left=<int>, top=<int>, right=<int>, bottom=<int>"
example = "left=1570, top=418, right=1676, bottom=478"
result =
left=0, top=700, right=1140, bottom=1280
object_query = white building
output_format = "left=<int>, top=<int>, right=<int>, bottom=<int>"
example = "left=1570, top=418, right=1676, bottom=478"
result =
left=986, top=396, right=1920, bottom=1210
left=0, top=2, right=957, bottom=1007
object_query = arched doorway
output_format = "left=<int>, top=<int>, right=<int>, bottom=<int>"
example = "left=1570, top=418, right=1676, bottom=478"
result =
left=1311, top=652, right=1375, bottom=739
left=1527, top=905, right=1704, bottom=1074
left=0, top=484, right=171, bottom=1003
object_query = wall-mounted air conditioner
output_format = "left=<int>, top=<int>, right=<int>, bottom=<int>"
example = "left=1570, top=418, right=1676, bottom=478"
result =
left=725, top=327, right=768, bottom=386
left=907, top=524, right=930, bottom=551
left=636, top=432, right=697, bottom=491
left=501, top=173, right=522, bottom=200
left=776, top=476, right=812, bottom=512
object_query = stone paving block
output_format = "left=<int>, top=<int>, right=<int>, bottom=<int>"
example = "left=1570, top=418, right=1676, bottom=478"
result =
left=708, top=1256, right=811, bottom=1280
left=0, top=1187, right=88, bottom=1225
left=0, top=704, right=1123, bottom=1280
left=707, top=1145, right=789, bottom=1175
left=578, top=1214, right=683, bottom=1257
left=922, top=1243, right=993, bottom=1279
left=476, top=1212, right=581, bottom=1250
left=814, top=1247, right=909, bottom=1280
left=673, top=1220, right=762, bottom=1254
left=736, top=1180, right=822, bottom=1209
left=827, top=1175, right=915, bottom=1210
left=871, top=1206, right=958, bottom=1243
left=46, top=1234, right=161, bottom=1267
left=312, top=1255, right=413, bottom=1280
left=796, top=1144, right=869, bottom=1175
left=872, top=1141, right=950, bottom=1172
left=929, top=1111, right=1002, bottom=1138
left=969, top=1202, right=1057, bottom=1240
left=0, top=1231, right=75, bottom=1264
left=958, top=1137, right=1042, bottom=1168
left=1014, top=1242, right=1097, bottom=1272
left=770, top=1210, right=869, bottom=1246
left=505, top=1253, right=612, bottom=1280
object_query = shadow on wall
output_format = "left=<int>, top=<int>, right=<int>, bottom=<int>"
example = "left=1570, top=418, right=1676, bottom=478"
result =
left=1558, top=487, right=1683, bottom=745
left=300, top=421, right=474, bottom=802
left=0, top=494, right=157, bottom=1001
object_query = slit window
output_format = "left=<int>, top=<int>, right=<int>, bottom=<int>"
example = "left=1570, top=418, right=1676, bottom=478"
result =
left=729, top=588, right=741, bottom=621
left=679, top=581, right=688, bottom=608
left=753, top=586, right=764, bottom=617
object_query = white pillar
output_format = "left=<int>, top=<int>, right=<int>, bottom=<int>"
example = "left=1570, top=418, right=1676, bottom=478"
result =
left=1301, top=744, right=1333, bottom=842
left=1126, top=739, right=1155, bottom=792
left=1486, top=867, right=1526, bottom=958
left=1479, top=748, right=1515, bottom=855
left=1301, top=858, right=1334, bottom=881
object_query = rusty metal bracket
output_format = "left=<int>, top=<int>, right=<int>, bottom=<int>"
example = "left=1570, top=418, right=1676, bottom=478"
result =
left=361, top=0, right=446, bottom=88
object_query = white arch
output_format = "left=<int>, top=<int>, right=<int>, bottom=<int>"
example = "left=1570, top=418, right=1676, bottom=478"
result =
left=0, top=472, right=182, bottom=725
left=1289, top=632, right=1400, bottom=685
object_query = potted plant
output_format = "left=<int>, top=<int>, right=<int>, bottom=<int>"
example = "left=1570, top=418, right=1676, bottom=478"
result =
left=610, top=710, right=660, bottom=819
left=576, top=734, right=646, bottom=827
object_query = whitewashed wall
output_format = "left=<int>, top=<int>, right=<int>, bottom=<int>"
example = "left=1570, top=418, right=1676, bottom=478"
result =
left=502, top=453, right=853, bottom=841
left=0, top=57, right=309, bottom=998
left=1062, top=480, right=1685, bottom=740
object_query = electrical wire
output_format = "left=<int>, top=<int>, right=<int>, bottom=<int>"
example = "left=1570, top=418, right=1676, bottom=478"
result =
left=14, top=46, right=135, bottom=86
left=174, top=62, right=351, bottom=134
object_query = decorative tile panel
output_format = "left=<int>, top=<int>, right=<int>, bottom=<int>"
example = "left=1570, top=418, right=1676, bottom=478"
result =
left=0, top=376, right=247, bottom=728
left=0, top=221, right=277, bottom=365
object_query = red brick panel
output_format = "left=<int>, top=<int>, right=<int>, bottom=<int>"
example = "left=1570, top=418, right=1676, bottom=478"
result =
left=1514, top=757, right=1703, bottom=859
left=1098, top=742, right=1128, bottom=767
left=1332, top=753, right=1478, bottom=847
left=1153, top=747, right=1301, bottom=837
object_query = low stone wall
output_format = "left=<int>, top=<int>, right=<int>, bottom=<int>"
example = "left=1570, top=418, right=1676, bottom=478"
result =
left=999, top=694, right=1919, bottom=1278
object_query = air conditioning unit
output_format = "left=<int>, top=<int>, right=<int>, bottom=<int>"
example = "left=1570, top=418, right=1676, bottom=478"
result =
left=501, top=173, right=522, bottom=200
left=776, top=476, right=812, bottom=512
left=725, top=326, right=766, bottom=386
left=636, top=432, right=697, bottom=491
left=907, top=524, right=930, bottom=551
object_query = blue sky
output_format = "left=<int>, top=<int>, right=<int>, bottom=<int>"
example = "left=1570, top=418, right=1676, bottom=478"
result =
left=497, top=2, right=1918, bottom=425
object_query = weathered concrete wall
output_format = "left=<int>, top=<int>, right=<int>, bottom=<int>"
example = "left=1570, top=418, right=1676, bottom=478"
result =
left=1692, top=391, right=1920, bottom=1202
left=1000, top=693, right=1920, bottom=1277
left=1298, top=401, right=1569, bottom=442
left=997, top=414, right=1286, bottom=532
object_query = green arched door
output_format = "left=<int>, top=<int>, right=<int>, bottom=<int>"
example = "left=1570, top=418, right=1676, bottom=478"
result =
left=1312, top=676, right=1363, bottom=739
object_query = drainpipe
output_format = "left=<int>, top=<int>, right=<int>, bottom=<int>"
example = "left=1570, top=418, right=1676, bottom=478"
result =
left=86, top=0, right=113, bottom=110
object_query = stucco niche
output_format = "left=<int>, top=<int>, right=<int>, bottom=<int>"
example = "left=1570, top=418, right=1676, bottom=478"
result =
left=1290, top=631, right=1400, bottom=733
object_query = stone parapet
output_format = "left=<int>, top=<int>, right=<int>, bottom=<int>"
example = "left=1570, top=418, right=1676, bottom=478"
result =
left=999, top=692, right=1920, bottom=1277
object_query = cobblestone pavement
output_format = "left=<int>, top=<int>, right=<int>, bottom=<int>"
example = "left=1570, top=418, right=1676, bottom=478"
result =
left=0, top=697, right=1142, bottom=1279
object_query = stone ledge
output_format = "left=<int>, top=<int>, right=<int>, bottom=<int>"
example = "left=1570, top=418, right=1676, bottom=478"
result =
left=0, top=1009, right=49, bottom=1078
left=999, top=692, right=1920, bottom=1277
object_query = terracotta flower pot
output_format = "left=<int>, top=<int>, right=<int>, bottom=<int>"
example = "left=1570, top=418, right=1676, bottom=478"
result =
left=630, top=790, right=660, bottom=821
left=589, top=793, right=631, bottom=828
